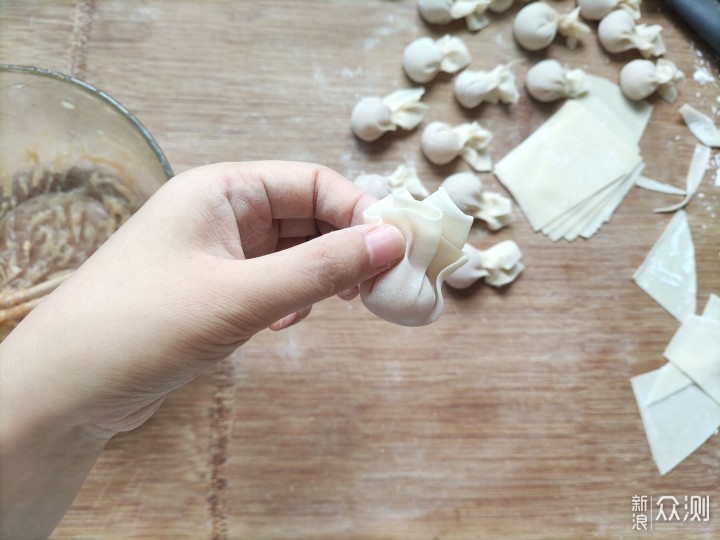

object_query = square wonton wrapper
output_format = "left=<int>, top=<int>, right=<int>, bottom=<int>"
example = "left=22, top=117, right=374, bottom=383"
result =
left=665, top=315, right=720, bottom=404
left=494, top=76, right=650, bottom=239
left=631, top=369, right=720, bottom=475
left=495, top=101, right=642, bottom=231
left=633, top=210, right=696, bottom=323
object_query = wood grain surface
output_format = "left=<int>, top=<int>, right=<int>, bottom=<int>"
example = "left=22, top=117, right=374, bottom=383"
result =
left=2, top=0, right=719, bottom=538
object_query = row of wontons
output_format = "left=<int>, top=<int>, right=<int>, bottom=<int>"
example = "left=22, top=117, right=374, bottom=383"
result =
left=351, top=0, right=685, bottom=155
left=350, top=0, right=688, bottom=307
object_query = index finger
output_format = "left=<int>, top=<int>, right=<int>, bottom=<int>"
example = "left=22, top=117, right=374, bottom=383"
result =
left=223, top=160, right=378, bottom=228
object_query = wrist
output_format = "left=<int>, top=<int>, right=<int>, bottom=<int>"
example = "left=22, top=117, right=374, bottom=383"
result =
left=0, top=328, right=112, bottom=539
left=0, top=317, right=117, bottom=444
left=0, top=417, right=109, bottom=539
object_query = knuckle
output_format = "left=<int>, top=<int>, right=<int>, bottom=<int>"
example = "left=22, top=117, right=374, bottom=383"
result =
left=310, top=236, right=347, bottom=295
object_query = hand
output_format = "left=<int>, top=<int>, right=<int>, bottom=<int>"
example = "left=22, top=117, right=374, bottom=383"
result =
left=0, top=161, right=405, bottom=539
left=2, top=160, right=405, bottom=434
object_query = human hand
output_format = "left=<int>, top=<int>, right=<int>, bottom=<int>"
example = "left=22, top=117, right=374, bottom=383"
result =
left=0, top=161, right=406, bottom=538
left=1, top=161, right=405, bottom=437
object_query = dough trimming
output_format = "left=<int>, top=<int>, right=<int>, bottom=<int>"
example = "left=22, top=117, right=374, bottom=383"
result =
left=679, top=104, right=720, bottom=148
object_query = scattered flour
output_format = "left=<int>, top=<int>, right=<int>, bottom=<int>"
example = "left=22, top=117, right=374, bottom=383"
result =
left=364, top=25, right=394, bottom=51
left=313, top=66, right=326, bottom=86
left=340, top=66, right=363, bottom=79
left=364, top=36, right=381, bottom=51
left=693, top=67, right=716, bottom=85
left=690, top=42, right=718, bottom=89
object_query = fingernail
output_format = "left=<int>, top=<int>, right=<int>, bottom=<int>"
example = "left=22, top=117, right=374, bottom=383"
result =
left=365, top=225, right=405, bottom=269
left=270, top=312, right=296, bottom=332
left=338, top=286, right=359, bottom=301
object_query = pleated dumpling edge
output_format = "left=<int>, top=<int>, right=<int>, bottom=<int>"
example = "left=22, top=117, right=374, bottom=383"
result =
left=359, top=188, right=473, bottom=326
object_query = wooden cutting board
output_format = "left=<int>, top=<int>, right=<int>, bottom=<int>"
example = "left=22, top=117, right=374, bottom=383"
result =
left=2, top=0, right=719, bottom=537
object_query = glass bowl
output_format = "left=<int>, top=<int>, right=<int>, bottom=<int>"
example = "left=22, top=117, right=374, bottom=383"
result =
left=0, top=65, right=174, bottom=338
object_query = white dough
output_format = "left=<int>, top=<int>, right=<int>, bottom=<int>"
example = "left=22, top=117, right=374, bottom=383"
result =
left=351, top=88, right=428, bottom=142
left=495, top=77, right=652, bottom=242
left=422, top=122, right=463, bottom=165
left=631, top=368, right=720, bottom=476
left=525, top=59, right=589, bottom=102
left=441, top=172, right=513, bottom=230
left=702, top=294, right=720, bottom=320
left=633, top=210, right=696, bottom=322
left=665, top=315, right=720, bottom=405
left=402, top=35, right=471, bottom=84
left=513, top=3, right=558, bottom=51
left=598, top=9, right=665, bottom=58
left=454, top=64, right=519, bottom=108
left=421, top=121, right=493, bottom=171
left=475, top=192, right=514, bottom=231
left=350, top=97, right=391, bottom=143
left=619, top=59, right=685, bottom=102
left=418, top=0, right=455, bottom=25
left=555, top=7, right=591, bottom=49
left=635, top=176, right=686, bottom=196
left=513, top=3, right=590, bottom=51
left=633, top=295, right=720, bottom=474
left=578, top=0, right=641, bottom=21
left=654, top=143, right=710, bottom=213
left=354, top=174, right=392, bottom=199
left=495, top=97, right=642, bottom=232
left=441, top=172, right=484, bottom=211
left=417, top=0, right=494, bottom=31
left=679, top=104, right=720, bottom=148
left=445, top=240, right=524, bottom=289
left=578, top=75, right=653, bottom=143
left=488, top=0, right=515, bottom=13
left=354, top=164, right=430, bottom=200
left=644, top=363, right=692, bottom=406
left=360, top=188, right=473, bottom=326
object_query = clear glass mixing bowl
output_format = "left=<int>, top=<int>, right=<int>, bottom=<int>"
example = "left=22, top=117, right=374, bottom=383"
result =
left=0, top=65, right=174, bottom=338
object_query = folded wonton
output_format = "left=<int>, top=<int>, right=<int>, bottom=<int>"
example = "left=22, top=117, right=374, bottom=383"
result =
left=355, top=164, right=429, bottom=200
left=360, top=188, right=473, bottom=326
left=445, top=240, right=524, bottom=289
left=454, top=64, right=519, bottom=107
left=441, top=171, right=513, bottom=230
left=351, top=88, right=428, bottom=142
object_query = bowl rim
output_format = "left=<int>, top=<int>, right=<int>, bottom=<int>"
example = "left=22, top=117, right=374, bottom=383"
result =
left=0, top=64, right=174, bottom=180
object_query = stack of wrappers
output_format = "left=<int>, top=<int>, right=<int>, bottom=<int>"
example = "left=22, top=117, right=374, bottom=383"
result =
left=494, top=76, right=651, bottom=242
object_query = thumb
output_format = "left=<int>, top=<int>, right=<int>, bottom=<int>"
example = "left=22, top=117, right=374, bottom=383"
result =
left=236, top=224, right=405, bottom=330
